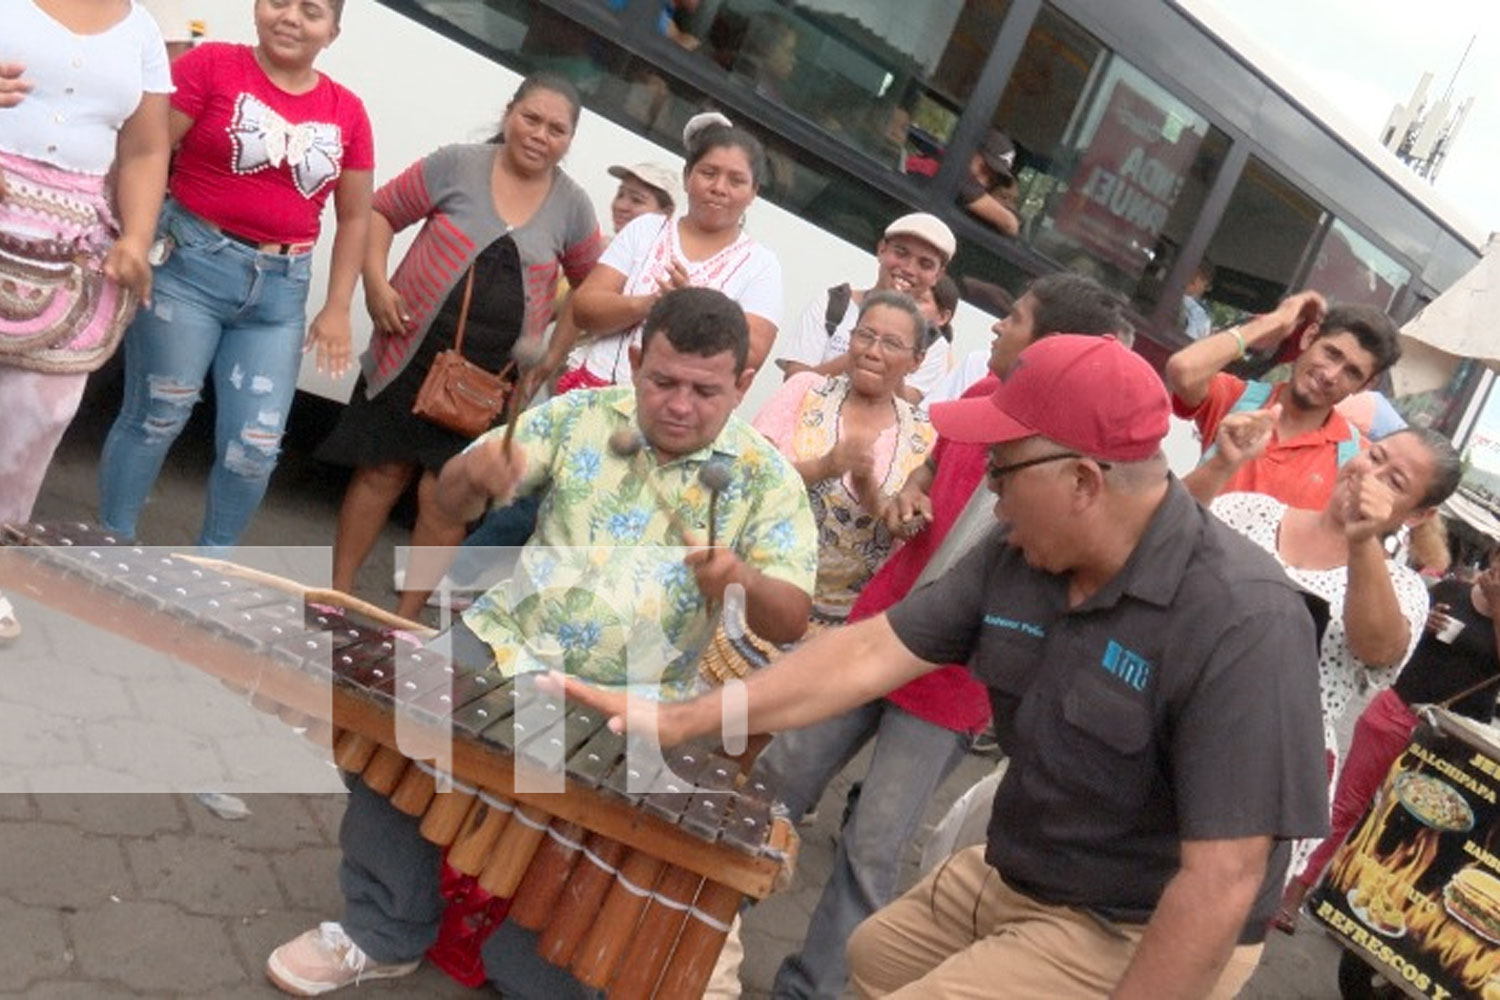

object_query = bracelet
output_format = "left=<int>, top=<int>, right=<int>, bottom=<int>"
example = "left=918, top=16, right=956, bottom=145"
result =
left=1228, top=327, right=1248, bottom=360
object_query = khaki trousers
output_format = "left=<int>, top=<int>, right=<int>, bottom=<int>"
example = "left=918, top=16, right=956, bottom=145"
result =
left=847, top=845, right=1263, bottom=999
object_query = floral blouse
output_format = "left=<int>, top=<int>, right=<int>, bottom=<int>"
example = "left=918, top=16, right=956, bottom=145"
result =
left=754, top=372, right=934, bottom=622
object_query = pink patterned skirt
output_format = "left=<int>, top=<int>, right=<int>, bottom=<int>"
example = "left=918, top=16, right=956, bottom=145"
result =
left=0, top=150, right=137, bottom=374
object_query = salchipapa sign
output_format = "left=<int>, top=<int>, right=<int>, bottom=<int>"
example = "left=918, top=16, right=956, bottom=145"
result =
left=1311, top=710, right=1500, bottom=999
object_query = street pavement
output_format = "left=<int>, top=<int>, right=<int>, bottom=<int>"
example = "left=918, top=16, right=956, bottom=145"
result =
left=0, top=374, right=1346, bottom=997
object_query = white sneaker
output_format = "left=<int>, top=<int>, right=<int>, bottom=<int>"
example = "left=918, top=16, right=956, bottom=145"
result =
left=265, top=921, right=420, bottom=996
left=0, top=593, right=19, bottom=643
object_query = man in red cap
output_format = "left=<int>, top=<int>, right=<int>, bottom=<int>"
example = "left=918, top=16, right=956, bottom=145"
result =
left=557, top=334, right=1329, bottom=998
left=751, top=270, right=1128, bottom=1000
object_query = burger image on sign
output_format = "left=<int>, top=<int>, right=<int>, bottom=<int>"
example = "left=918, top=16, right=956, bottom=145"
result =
left=1444, top=866, right=1500, bottom=944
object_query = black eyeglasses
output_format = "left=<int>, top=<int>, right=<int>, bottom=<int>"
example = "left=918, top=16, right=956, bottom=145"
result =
left=850, top=327, right=918, bottom=355
left=985, top=452, right=1111, bottom=482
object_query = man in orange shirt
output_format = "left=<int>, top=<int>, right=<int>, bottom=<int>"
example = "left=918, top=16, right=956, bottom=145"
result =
left=1164, top=291, right=1402, bottom=508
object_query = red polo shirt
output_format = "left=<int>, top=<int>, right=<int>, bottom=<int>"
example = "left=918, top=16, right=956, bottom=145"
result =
left=1175, top=374, right=1363, bottom=510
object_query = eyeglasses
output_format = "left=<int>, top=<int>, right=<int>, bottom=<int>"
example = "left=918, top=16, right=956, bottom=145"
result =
left=985, top=452, right=1111, bottom=483
left=850, top=327, right=917, bottom=355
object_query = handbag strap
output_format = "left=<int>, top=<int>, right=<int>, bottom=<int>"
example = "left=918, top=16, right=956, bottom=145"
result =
left=450, top=266, right=477, bottom=355
left=447, top=265, right=518, bottom=382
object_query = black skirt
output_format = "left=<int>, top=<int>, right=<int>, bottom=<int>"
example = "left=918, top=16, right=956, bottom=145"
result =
left=318, top=235, right=526, bottom=472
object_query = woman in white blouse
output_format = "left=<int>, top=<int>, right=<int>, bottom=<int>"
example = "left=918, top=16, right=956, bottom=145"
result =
left=1187, top=407, right=1463, bottom=929
left=566, top=113, right=782, bottom=386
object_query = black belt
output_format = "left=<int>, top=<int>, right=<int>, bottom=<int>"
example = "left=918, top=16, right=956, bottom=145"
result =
left=218, top=228, right=314, bottom=256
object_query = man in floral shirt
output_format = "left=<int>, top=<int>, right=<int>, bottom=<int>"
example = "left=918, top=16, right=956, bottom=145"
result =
left=268, top=287, right=817, bottom=997
left=453, top=289, right=818, bottom=699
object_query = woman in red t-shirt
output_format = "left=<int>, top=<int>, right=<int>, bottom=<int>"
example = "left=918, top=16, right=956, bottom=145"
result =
left=99, top=0, right=374, bottom=551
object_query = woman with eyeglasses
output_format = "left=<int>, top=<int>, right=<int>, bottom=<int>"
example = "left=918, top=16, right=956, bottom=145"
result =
left=751, top=289, right=934, bottom=626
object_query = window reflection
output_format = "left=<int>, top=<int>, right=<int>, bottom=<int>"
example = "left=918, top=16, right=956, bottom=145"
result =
left=986, top=6, right=1228, bottom=313
left=1200, top=158, right=1325, bottom=328
left=1306, top=218, right=1411, bottom=311
left=681, top=0, right=1009, bottom=174
left=413, top=0, right=908, bottom=250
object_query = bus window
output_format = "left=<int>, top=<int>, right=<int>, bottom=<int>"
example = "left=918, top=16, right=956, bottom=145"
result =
left=1202, top=158, right=1326, bottom=327
left=1305, top=218, right=1412, bottom=312
left=985, top=5, right=1230, bottom=316
left=676, top=0, right=1011, bottom=177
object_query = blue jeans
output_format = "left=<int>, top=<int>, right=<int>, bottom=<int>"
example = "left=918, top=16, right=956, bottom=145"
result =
left=98, top=201, right=312, bottom=550
left=754, top=701, right=969, bottom=1000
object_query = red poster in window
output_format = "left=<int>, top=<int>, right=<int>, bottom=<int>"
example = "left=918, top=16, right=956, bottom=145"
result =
left=1052, top=82, right=1200, bottom=278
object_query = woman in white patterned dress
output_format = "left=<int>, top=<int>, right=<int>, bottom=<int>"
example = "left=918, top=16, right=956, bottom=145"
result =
left=1189, top=407, right=1462, bottom=930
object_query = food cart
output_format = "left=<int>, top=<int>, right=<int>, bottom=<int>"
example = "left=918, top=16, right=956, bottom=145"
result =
left=1311, top=708, right=1500, bottom=999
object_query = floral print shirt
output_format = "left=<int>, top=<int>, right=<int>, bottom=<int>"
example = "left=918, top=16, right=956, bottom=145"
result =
left=461, top=387, right=818, bottom=699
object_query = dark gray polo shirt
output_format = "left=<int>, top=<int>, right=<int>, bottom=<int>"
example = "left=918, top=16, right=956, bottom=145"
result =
left=887, top=479, right=1328, bottom=941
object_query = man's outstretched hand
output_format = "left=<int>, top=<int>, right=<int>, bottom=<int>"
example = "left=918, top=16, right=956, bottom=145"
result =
left=536, top=670, right=695, bottom=748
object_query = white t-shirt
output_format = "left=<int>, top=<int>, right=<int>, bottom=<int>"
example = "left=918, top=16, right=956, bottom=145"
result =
left=924, top=348, right=991, bottom=406
left=0, top=2, right=172, bottom=174
left=572, top=212, right=783, bottom=383
left=778, top=286, right=952, bottom=398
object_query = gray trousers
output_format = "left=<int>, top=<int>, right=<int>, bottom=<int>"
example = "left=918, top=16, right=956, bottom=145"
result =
left=754, top=700, right=970, bottom=1000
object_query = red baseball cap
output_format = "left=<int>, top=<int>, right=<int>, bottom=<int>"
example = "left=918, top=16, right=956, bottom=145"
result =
left=930, top=335, right=1169, bottom=461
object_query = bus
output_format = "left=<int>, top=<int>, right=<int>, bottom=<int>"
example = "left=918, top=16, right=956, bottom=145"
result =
left=191, top=0, right=1487, bottom=438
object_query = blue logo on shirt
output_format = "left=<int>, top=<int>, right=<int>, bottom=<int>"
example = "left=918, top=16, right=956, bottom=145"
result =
left=1101, top=640, right=1152, bottom=691
left=984, top=614, right=1045, bottom=639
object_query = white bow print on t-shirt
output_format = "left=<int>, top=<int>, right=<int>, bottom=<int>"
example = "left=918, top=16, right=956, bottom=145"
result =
left=228, top=93, right=344, bottom=198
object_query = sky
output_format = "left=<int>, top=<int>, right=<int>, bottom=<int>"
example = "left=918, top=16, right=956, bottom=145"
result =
left=1198, top=0, right=1500, bottom=237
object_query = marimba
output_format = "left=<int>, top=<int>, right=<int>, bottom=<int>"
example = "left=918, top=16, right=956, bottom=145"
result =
left=0, top=522, right=797, bottom=998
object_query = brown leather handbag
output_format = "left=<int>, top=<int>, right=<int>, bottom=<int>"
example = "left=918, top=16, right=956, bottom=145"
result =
left=411, top=267, right=514, bottom=438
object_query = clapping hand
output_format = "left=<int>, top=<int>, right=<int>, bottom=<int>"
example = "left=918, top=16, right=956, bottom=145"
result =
left=825, top=428, right=877, bottom=483
left=1213, top=404, right=1280, bottom=469
left=1477, top=563, right=1500, bottom=608
left=1342, top=469, right=1398, bottom=544
left=882, top=481, right=933, bottom=538
left=655, top=260, right=692, bottom=296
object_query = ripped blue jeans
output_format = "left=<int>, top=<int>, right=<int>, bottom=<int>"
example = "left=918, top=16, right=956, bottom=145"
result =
left=99, top=201, right=312, bottom=551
